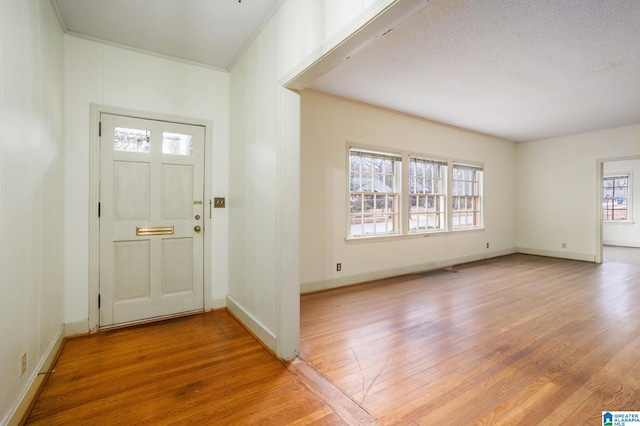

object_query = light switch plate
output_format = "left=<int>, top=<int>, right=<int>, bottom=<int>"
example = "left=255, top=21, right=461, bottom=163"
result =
left=214, top=197, right=225, bottom=208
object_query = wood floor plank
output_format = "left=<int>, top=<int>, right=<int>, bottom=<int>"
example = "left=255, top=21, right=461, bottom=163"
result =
left=26, top=247, right=640, bottom=424
left=301, top=248, right=640, bottom=425
left=25, top=310, right=342, bottom=425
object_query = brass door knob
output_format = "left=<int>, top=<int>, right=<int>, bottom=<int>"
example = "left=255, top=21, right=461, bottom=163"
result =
left=194, top=226, right=201, bottom=233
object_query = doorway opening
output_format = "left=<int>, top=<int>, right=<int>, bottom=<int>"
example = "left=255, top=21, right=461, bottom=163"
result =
left=599, top=156, right=640, bottom=264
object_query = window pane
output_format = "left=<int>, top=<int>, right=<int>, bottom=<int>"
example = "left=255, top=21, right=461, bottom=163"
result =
left=364, top=194, right=374, bottom=212
left=603, top=175, right=631, bottom=221
left=373, top=173, right=386, bottom=192
left=162, top=132, right=193, bottom=156
left=350, top=194, right=362, bottom=214
left=384, top=159, right=393, bottom=174
left=363, top=215, right=375, bottom=234
left=452, top=164, right=483, bottom=229
left=349, top=149, right=400, bottom=237
left=408, top=157, right=447, bottom=232
left=350, top=172, right=360, bottom=191
left=350, top=155, right=361, bottom=171
left=467, top=198, right=474, bottom=209
left=385, top=175, right=394, bottom=191
left=361, top=156, right=372, bottom=172
left=115, top=127, right=150, bottom=152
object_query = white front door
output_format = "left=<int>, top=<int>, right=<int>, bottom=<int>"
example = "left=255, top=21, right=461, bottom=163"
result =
left=99, top=114, right=205, bottom=326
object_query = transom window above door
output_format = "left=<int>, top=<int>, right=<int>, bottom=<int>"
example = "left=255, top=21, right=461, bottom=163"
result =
left=113, top=127, right=194, bottom=156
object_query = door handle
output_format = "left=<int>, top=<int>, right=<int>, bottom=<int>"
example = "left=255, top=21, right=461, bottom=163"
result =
left=194, top=226, right=201, bottom=233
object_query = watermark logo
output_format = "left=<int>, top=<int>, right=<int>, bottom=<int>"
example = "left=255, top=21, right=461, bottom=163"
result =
left=603, top=411, right=640, bottom=426
left=604, top=412, right=613, bottom=426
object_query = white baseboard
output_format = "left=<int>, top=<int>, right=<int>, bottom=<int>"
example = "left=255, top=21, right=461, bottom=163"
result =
left=603, top=240, right=640, bottom=248
left=301, top=248, right=517, bottom=294
left=64, top=319, right=89, bottom=337
left=225, top=296, right=276, bottom=351
left=212, top=297, right=227, bottom=309
left=516, top=247, right=595, bottom=262
left=2, top=324, right=65, bottom=426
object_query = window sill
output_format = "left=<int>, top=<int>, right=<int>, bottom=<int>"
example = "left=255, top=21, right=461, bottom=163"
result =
left=604, top=221, right=635, bottom=224
left=345, top=227, right=485, bottom=243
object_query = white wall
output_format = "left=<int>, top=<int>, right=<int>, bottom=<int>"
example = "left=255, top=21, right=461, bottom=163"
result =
left=604, top=158, right=640, bottom=247
left=517, top=124, right=640, bottom=261
left=63, top=36, right=230, bottom=330
left=0, top=0, right=65, bottom=422
left=228, top=0, right=398, bottom=358
left=300, top=91, right=518, bottom=291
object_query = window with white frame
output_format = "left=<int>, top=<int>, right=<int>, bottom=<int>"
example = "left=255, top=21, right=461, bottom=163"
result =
left=603, top=174, right=630, bottom=221
left=408, top=157, right=446, bottom=232
left=349, top=149, right=401, bottom=237
left=452, top=164, right=483, bottom=230
left=347, top=148, right=484, bottom=238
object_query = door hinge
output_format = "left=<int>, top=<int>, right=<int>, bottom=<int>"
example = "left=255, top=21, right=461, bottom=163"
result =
left=98, top=202, right=101, bottom=218
left=98, top=294, right=101, bottom=308
left=98, top=121, right=102, bottom=137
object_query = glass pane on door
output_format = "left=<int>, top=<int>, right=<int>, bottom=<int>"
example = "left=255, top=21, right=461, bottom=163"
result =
left=114, top=127, right=150, bottom=152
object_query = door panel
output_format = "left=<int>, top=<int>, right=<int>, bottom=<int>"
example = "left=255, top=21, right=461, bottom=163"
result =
left=114, top=161, right=150, bottom=220
left=100, top=114, right=205, bottom=327
left=114, top=240, right=150, bottom=299
left=162, top=164, right=193, bottom=219
left=162, top=238, right=193, bottom=293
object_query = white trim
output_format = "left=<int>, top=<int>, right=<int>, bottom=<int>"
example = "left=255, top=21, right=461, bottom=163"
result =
left=226, top=296, right=277, bottom=350
left=301, top=248, right=517, bottom=294
left=212, top=297, right=227, bottom=310
left=345, top=226, right=485, bottom=243
left=282, top=0, right=433, bottom=90
left=596, top=160, right=604, bottom=264
left=602, top=171, right=633, bottom=223
left=597, top=154, right=640, bottom=264
left=2, top=325, right=65, bottom=426
left=603, top=240, right=640, bottom=248
left=64, top=319, right=89, bottom=337
left=275, top=88, right=301, bottom=360
left=48, top=0, right=67, bottom=32
left=89, top=105, right=214, bottom=333
left=516, top=247, right=596, bottom=263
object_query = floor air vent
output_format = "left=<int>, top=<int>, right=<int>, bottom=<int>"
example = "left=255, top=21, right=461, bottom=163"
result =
left=415, top=269, right=458, bottom=278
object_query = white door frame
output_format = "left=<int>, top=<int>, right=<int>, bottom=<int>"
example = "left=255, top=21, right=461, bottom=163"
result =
left=596, top=154, right=640, bottom=264
left=89, top=104, right=214, bottom=333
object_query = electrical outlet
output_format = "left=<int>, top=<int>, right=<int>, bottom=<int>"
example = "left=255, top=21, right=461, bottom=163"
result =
left=21, top=353, right=26, bottom=377
left=336, top=263, right=342, bottom=272
left=562, top=242, right=567, bottom=249
left=486, top=242, right=490, bottom=249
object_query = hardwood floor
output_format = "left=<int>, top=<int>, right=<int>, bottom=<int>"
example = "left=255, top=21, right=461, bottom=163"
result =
left=26, top=248, right=640, bottom=425
left=25, top=311, right=342, bottom=425
left=300, top=248, right=640, bottom=425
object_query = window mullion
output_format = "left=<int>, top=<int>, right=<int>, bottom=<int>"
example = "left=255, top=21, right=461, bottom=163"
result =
left=402, top=154, right=409, bottom=235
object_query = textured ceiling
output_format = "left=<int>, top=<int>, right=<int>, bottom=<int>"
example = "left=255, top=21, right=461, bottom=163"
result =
left=52, top=0, right=282, bottom=70
left=52, top=0, right=639, bottom=142
left=308, top=0, right=640, bottom=142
